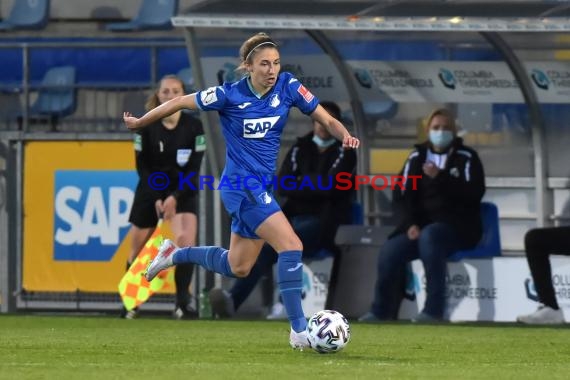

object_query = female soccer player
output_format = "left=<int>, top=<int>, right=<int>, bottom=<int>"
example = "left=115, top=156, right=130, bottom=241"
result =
left=123, top=32, right=359, bottom=349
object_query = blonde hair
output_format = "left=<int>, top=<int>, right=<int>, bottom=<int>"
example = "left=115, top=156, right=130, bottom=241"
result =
left=145, top=74, right=185, bottom=111
left=237, top=32, right=278, bottom=74
left=424, top=108, right=457, bottom=134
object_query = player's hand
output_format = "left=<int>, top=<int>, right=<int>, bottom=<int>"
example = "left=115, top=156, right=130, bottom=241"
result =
left=343, top=135, right=360, bottom=149
left=123, top=112, right=141, bottom=130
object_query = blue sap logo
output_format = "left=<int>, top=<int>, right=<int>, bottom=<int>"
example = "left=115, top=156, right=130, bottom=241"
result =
left=54, top=170, right=138, bottom=261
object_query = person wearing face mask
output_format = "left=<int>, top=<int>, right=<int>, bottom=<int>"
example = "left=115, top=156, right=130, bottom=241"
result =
left=359, top=107, right=486, bottom=322
left=208, top=100, right=358, bottom=320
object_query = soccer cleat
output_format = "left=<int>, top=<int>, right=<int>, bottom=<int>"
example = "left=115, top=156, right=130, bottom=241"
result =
left=266, top=302, right=287, bottom=320
left=289, top=328, right=311, bottom=350
left=144, top=239, right=177, bottom=282
left=517, top=305, right=565, bottom=325
left=209, top=288, right=235, bottom=319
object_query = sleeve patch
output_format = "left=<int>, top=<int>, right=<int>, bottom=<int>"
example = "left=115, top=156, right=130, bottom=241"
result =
left=200, top=87, right=218, bottom=106
left=297, top=84, right=314, bottom=103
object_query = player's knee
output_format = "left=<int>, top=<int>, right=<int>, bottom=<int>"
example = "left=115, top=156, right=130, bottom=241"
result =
left=282, top=237, right=303, bottom=252
left=230, top=263, right=252, bottom=278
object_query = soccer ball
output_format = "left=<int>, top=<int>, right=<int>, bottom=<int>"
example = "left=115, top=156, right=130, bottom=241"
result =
left=307, top=309, right=351, bottom=354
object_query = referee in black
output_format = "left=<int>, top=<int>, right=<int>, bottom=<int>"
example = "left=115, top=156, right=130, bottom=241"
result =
left=123, top=75, right=205, bottom=319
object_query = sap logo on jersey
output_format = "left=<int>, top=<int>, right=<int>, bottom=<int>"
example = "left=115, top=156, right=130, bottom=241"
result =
left=243, top=116, right=280, bottom=138
left=54, top=170, right=138, bottom=261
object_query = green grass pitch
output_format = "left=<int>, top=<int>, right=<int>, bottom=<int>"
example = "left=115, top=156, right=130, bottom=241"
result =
left=1, top=315, right=569, bottom=379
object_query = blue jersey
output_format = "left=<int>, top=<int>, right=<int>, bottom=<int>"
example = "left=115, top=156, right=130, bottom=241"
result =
left=195, top=72, right=319, bottom=182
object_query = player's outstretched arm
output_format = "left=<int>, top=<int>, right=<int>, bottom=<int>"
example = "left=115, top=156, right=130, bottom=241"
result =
left=124, top=93, right=198, bottom=130
left=310, top=104, right=360, bottom=149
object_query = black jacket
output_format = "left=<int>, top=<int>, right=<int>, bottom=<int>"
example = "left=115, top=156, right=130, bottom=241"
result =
left=392, top=138, right=485, bottom=248
left=134, top=112, right=205, bottom=200
left=278, top=132, right=357, bottom=252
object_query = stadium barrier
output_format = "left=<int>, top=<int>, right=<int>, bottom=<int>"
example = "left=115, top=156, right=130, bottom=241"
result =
left=330, top=221, right=570, bottom=322
left=399, top=256, right=570, bottom=322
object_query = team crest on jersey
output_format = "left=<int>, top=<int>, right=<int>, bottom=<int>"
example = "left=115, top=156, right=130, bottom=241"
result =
left=243, top=116, right=280, bottom=138
left=258, top=191, right=272, bottom=205
left=297, top=84, right=314, bottom=103
left=269, top=94, right=280, bottom=108
left=200, top=87, right=218, bottom=106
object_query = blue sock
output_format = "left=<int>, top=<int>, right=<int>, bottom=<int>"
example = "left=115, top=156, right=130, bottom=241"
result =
left=277, top=250, right=307, bottom=333
left=173, top=246, right=235, bottom=278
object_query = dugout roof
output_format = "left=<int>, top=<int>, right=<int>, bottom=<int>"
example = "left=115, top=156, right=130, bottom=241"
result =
left=173, top=0, right=568, bottom=231
left=175, top=0, right=570, bottom=32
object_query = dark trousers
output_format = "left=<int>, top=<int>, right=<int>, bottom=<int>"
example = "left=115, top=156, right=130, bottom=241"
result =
left=371, top=223, right=464, bottom=319
left=524, top=226, right=570, bottom=309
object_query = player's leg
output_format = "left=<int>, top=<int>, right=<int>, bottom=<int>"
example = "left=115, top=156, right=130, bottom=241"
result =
left=170, top=211, right=198, bottom=319
left=210, top=243, right=277, bottom=318
left=146, top=188, right=265, bottom=280
left=255, top=211, right=310, bottom=348
left=145, top=231, right=265, bottom=281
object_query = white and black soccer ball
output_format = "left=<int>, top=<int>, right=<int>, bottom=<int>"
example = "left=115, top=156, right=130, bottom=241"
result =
left=307, top=309, right=351, bottom=354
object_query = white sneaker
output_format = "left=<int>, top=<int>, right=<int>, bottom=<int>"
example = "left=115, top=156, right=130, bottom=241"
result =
left=517, top=305, right=565, bottom=325
left=266, top=302, right=287, bottom=320
left=144, top=239, right=177, bottom=281
left=289, top=328, right=311, bottom=350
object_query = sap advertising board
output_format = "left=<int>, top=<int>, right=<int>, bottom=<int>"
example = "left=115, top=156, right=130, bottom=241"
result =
left=23, top=141, right=141, bottom=292
left=54, top=170, right=137, bottom=261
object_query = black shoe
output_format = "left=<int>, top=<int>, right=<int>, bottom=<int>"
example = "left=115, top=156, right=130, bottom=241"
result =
left=173, top=304, right=198, bottom=320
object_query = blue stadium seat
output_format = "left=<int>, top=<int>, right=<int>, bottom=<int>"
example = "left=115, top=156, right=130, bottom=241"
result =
left=448, top=201, right=502, bottom=261
left=0, top=0, right=50, bottom=31
left=19, top=66, right=77, bottom=131
left=105, top=0, right=178, bottom=31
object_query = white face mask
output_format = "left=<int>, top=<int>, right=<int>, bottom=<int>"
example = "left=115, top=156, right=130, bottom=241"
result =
left=312, top=134, right=336, bottom=148
left=429, top=130, right=454, bottom=149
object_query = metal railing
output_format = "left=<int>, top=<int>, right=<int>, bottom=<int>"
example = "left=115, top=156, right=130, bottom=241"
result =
left=0, top=40, right=189, bottom=133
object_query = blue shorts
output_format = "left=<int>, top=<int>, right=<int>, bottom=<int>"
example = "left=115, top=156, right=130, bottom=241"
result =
left=221, top=187, right=281, bottom=239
